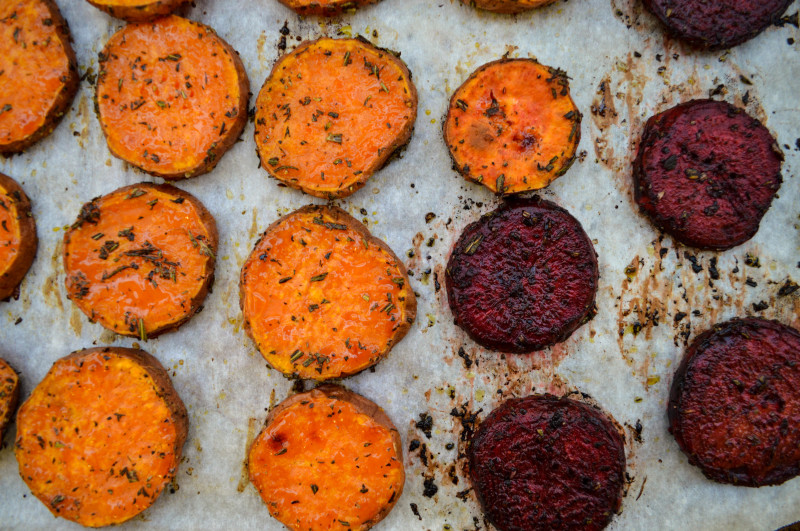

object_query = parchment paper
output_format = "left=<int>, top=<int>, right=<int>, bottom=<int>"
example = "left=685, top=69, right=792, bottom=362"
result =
left=1, top=0, right=799, bottom=529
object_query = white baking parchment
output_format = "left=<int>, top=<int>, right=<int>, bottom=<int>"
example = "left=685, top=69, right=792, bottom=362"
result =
left=1, top=0, right=799, bottom=529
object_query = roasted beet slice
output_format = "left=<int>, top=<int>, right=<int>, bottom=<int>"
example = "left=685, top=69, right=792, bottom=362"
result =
left=669, top=318, right=800, bottom=487
left=445, top=197, right=598, bottom=353
left=469, top=395, right=626, bottom=531
left=643, top=0, right=792, bottom=49
left=634, top=99, right=782, bottom=250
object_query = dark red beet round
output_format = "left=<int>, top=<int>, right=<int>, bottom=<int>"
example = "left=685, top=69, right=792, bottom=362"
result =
left=445, top=197, right=598, bottom=353
left=469, top=395, right=626, bottom=531
left=634, top=99, right=782, bottom=250
left=643, top=0, right=792, bottom=49
left=669, top=318, right=800, bottom=487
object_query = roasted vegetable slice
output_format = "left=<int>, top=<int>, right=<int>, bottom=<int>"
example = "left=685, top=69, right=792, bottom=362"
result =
left=63, top=183, right=217, bottom=339
left=446, top=197, right=598, bottom=353
left=669, top=318, right=800, bottom=487
left=0, top=358, right=20, bottom=443
left=249, top=385, right=404, bottom=531
left=240, top=204, right=415, bottom=380
left=254, top=37, right=417, bottom=198
left=85, top=0, right=191, bottom=21
left=634, top=99, right=782, bottom=250
left=15, top=347, right=188, bottom=527
left=643, top=0, right=793, bottom=50
left=444, top=58, right=581, bottom=194
left=0, top=0, right=79, bottom=154
left=275, top=0, right=381, bottom=16
left=0, top=173, right=38, bottom=301
left=469, top=395, right=626, bottom=531
left=461, top=0, right=556, bottom=14
left=96, top=15, right=249, bottom=179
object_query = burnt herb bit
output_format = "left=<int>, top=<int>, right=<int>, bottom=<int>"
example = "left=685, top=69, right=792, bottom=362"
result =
left=138, top=318, right=147, bottom=342
left=98, top=240, right=119, bottom=260
left=311, top=216, right=347, bottom=230
left=463, top=234, right=483, bottom=255
left=310, top=484, right=319, bottom=494
left=310, top=272, right=328, bottom=282
left=455, top=99, right=468, bottom=111
left=118, top=227, right=135, bottom=241
left=187, top=230, right=215, bottom=258
left=101, top=263, right=138, bottom=281
left=326, top=133, right=343, bottom=144
left=70, top=272, right=90, bottom=299
left=126, top=188, right=146, bottom=199
left=778, top=280, right=799, bottom=297
left=72, top=201, right=101, bottom=229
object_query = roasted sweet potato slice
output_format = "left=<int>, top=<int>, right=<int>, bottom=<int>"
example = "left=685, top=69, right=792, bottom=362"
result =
left=249, top=385, right=404, bottom=531
left=96, top=15, right=249, bottom=179
left=240, top=204, right=415, bottom=380
left=446, top=197, right=598, bottom=353
left=0, top=173, right=37, bottom=301
left=0, top=358, right=20, bottom=443
left=275, top=0, right=380, bottom=16
left=63, top=183, right=217, bottom=339
left=15, top=347, right=188, bottom=527
left=0, top=0, right=79, bottom=154
left=461, top=0, right=556, bottom=14
left=669, top=318, right=800, bottom=487
left=469, top=395, right=626, bottom=531
left=634, top=99, right=782, bottom=250
left=254, top=37, right=417, bottom=198
left=444, top=58, right=581, bottom=194
left=85, top=0, right=191, bottom=22
left=643, top=0, right=793, bottom=50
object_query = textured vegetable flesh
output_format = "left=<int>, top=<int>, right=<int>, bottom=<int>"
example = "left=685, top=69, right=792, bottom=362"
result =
left=15, top=347, right=188, bottom=527
left=469, top=395, right=626, bottom=531
left=0, top=174, right=37, bottom=300
left=0, top=0, right=79, bottom=153
left=249, top=385, right=404, bottom=531
left=462, top=0, right=556, bottom=14
left=86, top=0, right=192, bottom=22
left=0, top=358, right=20, bottom=442
left=669, top=318, right=800, bottom=487
left=241, top=205, right=415, bottom=379
left=63, top=183, right=217, bottom=338
left=96, top=15, right=249, bottom=179
left=634, top=99, right=782, bottom=250
left=643, top=0, right=792, bottom=49
left=446, top=197, right=597, bottom=353
left=276, top=0, right=380, bottom=16
left=255, top=38, right=417, bottom=198
left=444, top=59, right=581, bottom=194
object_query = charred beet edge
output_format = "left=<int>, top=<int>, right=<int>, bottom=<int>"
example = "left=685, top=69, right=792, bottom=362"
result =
left=668, top=318, right=800, bottom=487
left=468, top=395, right=626, bottom=531
left=445, top=196, right=598, bottom=353
left=633, top=99, right=782, bottom=250
left=643, top=0, right=793, bottom=50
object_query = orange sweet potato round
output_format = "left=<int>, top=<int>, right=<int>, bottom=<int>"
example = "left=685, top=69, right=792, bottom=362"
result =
left=444, top=58, right=581, bottom=194
left=240, top=204, right=416, bottom=380
left=461, top=0, right=556, bottom=13
left=85, top=0, right=191, bottom=22
left=0, top=0, right=79, bottom=154
left=15, top=346, right=188, bottom=527
left=275, top=0, right=381, bottom=16
left=0, top=358, right=20, bottom=443
left=248, top=385, right=404, bottom=531
left=63, top=182, right=217, bottom=339
left=254, top=37, right=418, bottom=199
left=0, top=173, right=38, bottom=301
left=95, top=15, right=250, bottom=179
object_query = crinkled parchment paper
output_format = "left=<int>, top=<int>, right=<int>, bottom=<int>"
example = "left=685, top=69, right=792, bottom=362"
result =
left=1, top=0, right=799, bottom=529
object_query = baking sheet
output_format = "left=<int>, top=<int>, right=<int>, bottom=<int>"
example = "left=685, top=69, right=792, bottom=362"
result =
left=1, top=0, right=799, bottom=529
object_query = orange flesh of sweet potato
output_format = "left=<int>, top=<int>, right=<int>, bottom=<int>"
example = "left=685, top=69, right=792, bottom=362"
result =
left=0, top=174, right=37, bottom=301
left=444, top=59, right=581, bottom=194
left=63, top=183, right=217, bottom=339
left=15, top=347, right=188, bottom=528
left=0, top=0, right=79, bottom=153
left=96, top=15, right=249, bottom=179
left=275, top=0, right=380, bottom=16
left=249, top=385, right=404, bottom=531
left=240, top=205, right=415, bottom=380
left=462, top=0, right=557, bottom=14
left=254, top=38, right=417, bottom=198
left=0, top=358, right=20, bottom=442
left=86, top=0, right=192, bottom=22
